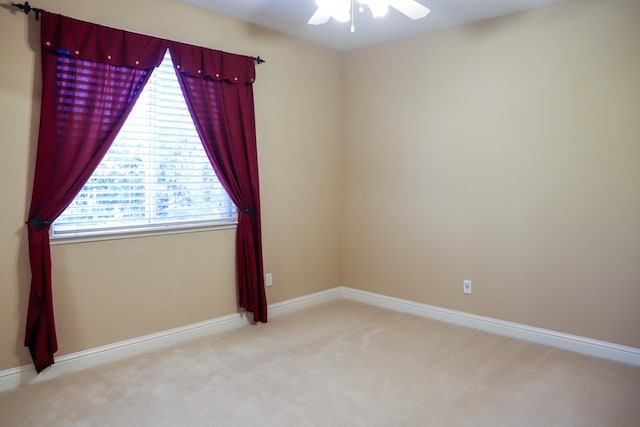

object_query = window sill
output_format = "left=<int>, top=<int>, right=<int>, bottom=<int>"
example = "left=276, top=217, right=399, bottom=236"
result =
left=50, top=222, right=238, bottom=245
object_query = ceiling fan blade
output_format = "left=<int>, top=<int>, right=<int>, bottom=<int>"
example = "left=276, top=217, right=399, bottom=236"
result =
left=308, top=8, right=332, bottom=25
left=387, top=0, right=431, bottom=20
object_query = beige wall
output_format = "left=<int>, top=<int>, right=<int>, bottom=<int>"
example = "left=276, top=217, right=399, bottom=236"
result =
left=0, top=0, right=344, bottom=370
left=342, top=0, right=640, bottom=347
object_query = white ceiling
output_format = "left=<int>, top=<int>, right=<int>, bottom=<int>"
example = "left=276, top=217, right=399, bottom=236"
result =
left=176, top=0, right=567, bottom=51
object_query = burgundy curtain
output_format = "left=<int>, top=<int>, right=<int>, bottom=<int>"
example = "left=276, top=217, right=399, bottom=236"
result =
left=28, top=13, right=169, bottom=372
left=26, top=13, right=265, bottom=372
left=169, top=45, right=267, bottom=323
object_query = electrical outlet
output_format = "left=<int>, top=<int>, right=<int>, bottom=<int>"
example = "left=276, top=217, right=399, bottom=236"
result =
left=463, top=280, right=472, bottom=295
left=265, top=272, right=273, bottom=287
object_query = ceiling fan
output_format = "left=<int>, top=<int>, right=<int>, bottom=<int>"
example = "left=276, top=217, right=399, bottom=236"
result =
left=308, top=0, right=430, bottom=26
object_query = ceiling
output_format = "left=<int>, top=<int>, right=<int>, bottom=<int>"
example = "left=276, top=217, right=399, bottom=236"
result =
left=176, top=0, right=567, bottom=51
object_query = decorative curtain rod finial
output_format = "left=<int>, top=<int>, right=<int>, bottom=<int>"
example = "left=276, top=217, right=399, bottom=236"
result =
left=254, top=56, right=266, bottom=64
left=12, top=2, right=45, bottom=20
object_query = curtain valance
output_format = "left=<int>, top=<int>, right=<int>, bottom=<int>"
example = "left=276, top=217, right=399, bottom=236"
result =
left=41, top=12, right=256, bottom=84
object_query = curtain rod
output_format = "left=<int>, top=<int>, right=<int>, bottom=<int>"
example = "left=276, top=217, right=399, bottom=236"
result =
left=10, top=2, right=266, bottom=64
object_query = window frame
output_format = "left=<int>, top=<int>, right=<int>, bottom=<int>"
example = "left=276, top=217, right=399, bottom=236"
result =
left=50, top=51, right=238, bottom=245
left=50, top=220, right=238, bottom=245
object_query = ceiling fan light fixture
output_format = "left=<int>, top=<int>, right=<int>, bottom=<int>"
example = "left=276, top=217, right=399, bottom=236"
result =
left=314, top=0, right=351, bottom=22
left=308, top=0, right=430, bottom=26
left=332, top=9, right=351, bottom=22
left=365, top=0, right=389, bottom=18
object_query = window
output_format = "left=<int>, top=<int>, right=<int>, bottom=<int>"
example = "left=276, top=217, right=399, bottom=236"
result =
left=52, top=51, right=236, bottom=241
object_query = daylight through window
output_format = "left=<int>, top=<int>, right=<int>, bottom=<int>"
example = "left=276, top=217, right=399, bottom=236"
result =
left=52, top=51, right=237, bottom=239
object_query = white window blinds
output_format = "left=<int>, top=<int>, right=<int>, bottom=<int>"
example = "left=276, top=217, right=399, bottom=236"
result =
left=53, top=51, right=236, bottom=238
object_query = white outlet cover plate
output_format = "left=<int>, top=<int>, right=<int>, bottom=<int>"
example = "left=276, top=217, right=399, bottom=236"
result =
left=464, top=280, right=472, bottom=294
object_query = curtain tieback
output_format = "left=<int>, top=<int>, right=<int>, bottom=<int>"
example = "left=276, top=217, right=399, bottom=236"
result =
left=241, top=207, right=256, bottom=214
left=27, top=218, right=52, bottom=230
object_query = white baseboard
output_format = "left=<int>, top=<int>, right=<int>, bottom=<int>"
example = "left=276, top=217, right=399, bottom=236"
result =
left=0, top=312, right=250, bottom=393
left=2, top=286, right=637, bottom=393
left=338, top=287, right=640, bottom=367
left=0, top=288, right=342, bottom=393
left=268, top=287, right=342, bottom=317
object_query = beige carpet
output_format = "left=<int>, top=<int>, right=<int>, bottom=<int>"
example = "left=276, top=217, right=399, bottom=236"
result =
left=1, top=300, right=639, bottom=426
